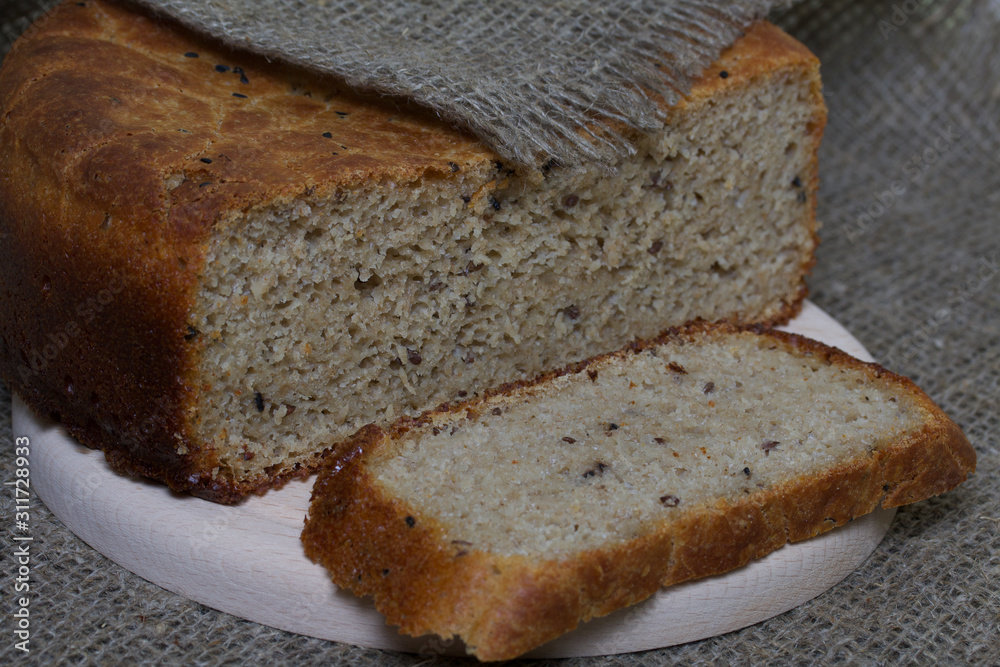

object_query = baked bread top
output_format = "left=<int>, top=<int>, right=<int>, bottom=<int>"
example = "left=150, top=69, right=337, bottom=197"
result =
left=302, top=322, right=974, bottom=660
left=1, top=0, right=818, bottom=239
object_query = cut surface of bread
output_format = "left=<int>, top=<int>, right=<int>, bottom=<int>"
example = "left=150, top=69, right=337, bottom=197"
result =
left=0, top=0, right=824, bottom=501
left=302, top=323, right=975, bottom=661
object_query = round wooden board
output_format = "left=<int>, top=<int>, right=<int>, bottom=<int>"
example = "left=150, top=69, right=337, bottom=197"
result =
left=15, top=301, right=896, bottom=658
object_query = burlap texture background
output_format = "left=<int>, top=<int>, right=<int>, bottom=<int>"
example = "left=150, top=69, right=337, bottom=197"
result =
left=1, top=0, right=998, bottom=664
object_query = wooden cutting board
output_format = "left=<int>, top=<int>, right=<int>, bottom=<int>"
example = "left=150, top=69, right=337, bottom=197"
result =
left=14, top=301, right=896, bottom=658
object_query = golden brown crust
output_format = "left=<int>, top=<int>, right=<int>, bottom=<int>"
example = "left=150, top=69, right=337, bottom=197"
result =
left=0, top=1, right=824, bottom=501
left=302, top=323, right=975, bottom=661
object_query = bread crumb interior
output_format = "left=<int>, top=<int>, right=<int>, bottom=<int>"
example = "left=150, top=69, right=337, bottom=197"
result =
left=373, top=335, right=916, bottom=556
left=191, top=68, right=818, bottom=484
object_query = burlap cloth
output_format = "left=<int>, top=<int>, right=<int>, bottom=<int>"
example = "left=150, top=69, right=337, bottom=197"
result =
left=1, top=0, right=998, bottom=663
left=130, top=0, right=791, bottom=167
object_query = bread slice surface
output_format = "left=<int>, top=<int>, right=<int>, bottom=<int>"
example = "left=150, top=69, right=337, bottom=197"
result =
left=0, top=0, right=825, bottom=501
left=302, top=323, right=974, bottom=661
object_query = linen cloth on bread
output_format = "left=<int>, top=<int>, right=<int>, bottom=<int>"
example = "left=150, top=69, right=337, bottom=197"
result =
left=127, top=0, right=793, bottom=166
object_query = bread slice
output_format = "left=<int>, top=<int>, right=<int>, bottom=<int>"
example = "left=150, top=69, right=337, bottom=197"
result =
left=302, top=323, right=975, bottom=661
left=0, top=0, right=825, bottom=501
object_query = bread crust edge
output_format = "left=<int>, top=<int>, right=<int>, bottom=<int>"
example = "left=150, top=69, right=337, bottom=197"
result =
left=301, top=323, right=975, bottom=661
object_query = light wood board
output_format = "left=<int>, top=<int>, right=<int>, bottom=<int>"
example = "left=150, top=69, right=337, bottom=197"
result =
left=14, top=301, right=896, bottom=658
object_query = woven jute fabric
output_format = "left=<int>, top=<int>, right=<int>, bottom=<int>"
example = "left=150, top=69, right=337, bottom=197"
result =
left=129, top=0, right=789, bottom=167
left=1, top=0, right=998, bottom=664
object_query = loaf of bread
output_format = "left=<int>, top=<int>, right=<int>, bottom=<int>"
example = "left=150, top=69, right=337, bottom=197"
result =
left=302, top=323, right=975, bottom=661
left=0, top=0, right=825, bottom=501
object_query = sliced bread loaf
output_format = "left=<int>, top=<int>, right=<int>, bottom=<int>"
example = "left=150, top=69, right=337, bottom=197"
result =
left=302, top=323, right=975, bottom=661
left=0, top=0, right=824, bottom=501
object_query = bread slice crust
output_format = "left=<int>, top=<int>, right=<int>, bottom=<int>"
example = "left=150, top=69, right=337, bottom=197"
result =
left=302, top=322, right=974, bottom=661
left=0, top=0, right=824, bottom=501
